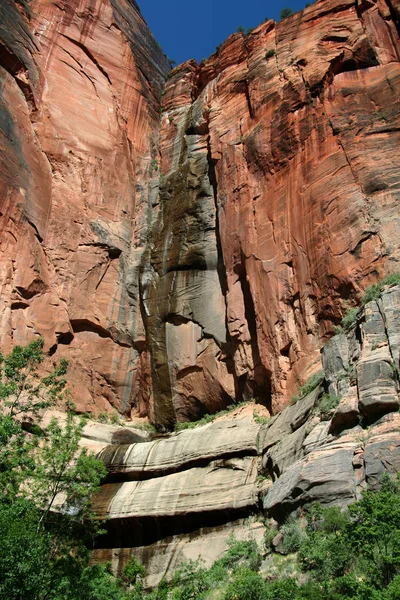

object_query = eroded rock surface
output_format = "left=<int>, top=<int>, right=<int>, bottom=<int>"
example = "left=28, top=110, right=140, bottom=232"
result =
left=262, top=284, right=400, bottom=517
left=150, top=0, right=400, bottom=425
left=1, top=0, right=399, bottom=426
left=98, top=416, right=259, bottom=478
left=91, top=286, right=400, bottom=585
left=0, top=0, right=169, bottom=418
left=93, top=519, right=265, bottom=589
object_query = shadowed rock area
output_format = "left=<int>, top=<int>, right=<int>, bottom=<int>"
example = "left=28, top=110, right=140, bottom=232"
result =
left=90, top=285, right=400, bottom=586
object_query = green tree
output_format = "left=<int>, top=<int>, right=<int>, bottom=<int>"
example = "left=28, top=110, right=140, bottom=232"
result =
left=346, top=476, right=400, bottom=587
left=169, top=558, right=209, bottom=599
left=265, top=578, right=301, bottom=600
left=219, top=537, right=262, bottom=572
left=0, top=338, right=67, bottom=419
left=224, top=567, right=265, bottom=600
left=0, top=339, right=120, bottom=600
left=0, top=338, right=68, bottom=502
left=31, top=414, right=106, bottom=529
left=0, top=499, right=52, bottom=599
left=280, top=8, right=293, bottom=19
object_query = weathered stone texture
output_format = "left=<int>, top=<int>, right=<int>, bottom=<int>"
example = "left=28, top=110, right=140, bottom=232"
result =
left=87, top=287, right=400, bottom=584
left=95, top=456, right=258, bottom=521
left=261, top=285, right=400, bottom=518
left=0, top=0, right=169, bottom=417
left=98, top=415, right=259, bottom=478
left=1, top=0, right=400, bottom=425
left=92, top=519, right=265, bottom=589
left=2, top=0, right=400, bottom=589
left=150, top=0, right=400, bottom=424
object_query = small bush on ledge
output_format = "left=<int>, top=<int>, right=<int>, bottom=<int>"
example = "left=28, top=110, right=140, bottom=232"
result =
left=291, top=371, right=324, bottom=404
left=317, top=393, right=340, bottom=419
left=341, top=307, right=358, bottom=330
left=175, top=401, right=250, bottom=431
left=362, top=272, right=400, bottom=305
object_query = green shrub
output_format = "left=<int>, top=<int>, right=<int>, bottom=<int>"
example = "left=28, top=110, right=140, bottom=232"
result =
left=346, top=477, right=400, bottom=587
left=224, top=567, right=265, bottom=600
left=362, top=273, right=400, bottom=305
left=291, top=371, right=324, bottom=404
left=280, top=8, right=294, bottom=19
left=382, top=272, right=400, bottom=287
left=336, top=274, right=400, bottom=335
left=281, top=516, right=306, bottom=553
left=253, top=410, right=270, bottom=425
left=122, top=556, right=145, bottom=585
left=299, top=526, right=351, bottom=583
left=169, top=558, right=209, bottom=599
left=383, top=575, right=400, bottom=599
left=264, top=577, right=300, bottom=599
left=341, top=307, right=358, bottom=330
left=265, top=49, right=276, bottom=59
left=362, top=283, right=381, bottom=305
left=175, top=414, right=215, bottom=431
left=219, top=537, right=262, bottom=572
left=329, top=573, right=377, bottom=599
left=97, top=412, right=108, bottom=424
left=129, top=421, right=157, bottom=433
left=317, top=393, right=340, bottom=419
left=143, top=480, right=400, bottom=598
left=110, top=411, right=120, bottom=425
left=175, top=402, right=249, bottom=431
left=207, top=560, right=227, bottom=585
left=264, top=523, right=278, bottom=552
left=65, top=399, right=77, bottom=413
left=305, top=504, right=348, bottom=535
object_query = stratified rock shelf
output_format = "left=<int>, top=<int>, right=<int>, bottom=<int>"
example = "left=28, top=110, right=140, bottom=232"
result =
left=92, top=284, right=400, bottom=586
left=1, top=0, right=399, bottom=425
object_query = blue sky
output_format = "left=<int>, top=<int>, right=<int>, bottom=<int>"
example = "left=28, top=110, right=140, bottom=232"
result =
left=138, top=0, right=308, bottom=65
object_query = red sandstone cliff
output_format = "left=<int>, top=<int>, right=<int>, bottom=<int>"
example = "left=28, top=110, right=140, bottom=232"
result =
left=0, top=0, right=399, bottom=427
left=0, top=0, right=169, bottom=417
left=151, top=0, right=400, bottom=425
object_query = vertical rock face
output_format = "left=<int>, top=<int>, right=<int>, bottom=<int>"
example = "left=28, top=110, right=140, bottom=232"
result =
left=0, top=0, right=169, bottom=416
left=153, top=0, right=400, bottom=423
left=0, top=0, right=400, bottom=426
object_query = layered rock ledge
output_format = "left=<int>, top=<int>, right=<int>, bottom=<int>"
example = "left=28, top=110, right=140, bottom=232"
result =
left=92, top=284, right=400, bottom=586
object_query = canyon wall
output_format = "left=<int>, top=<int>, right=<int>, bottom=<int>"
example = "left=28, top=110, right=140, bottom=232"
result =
left=0, top=0, right=169, bottom=417
left=153, top=0, right=400, bottom=426
left=91, top=284, right=400, bottom=586
left=0, top=0, right=399, bottom=427
left=2, top=0, right=400, bottom=588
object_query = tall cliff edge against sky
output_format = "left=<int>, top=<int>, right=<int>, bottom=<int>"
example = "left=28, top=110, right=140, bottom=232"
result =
left=0, top=0, right=399, bottom=427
